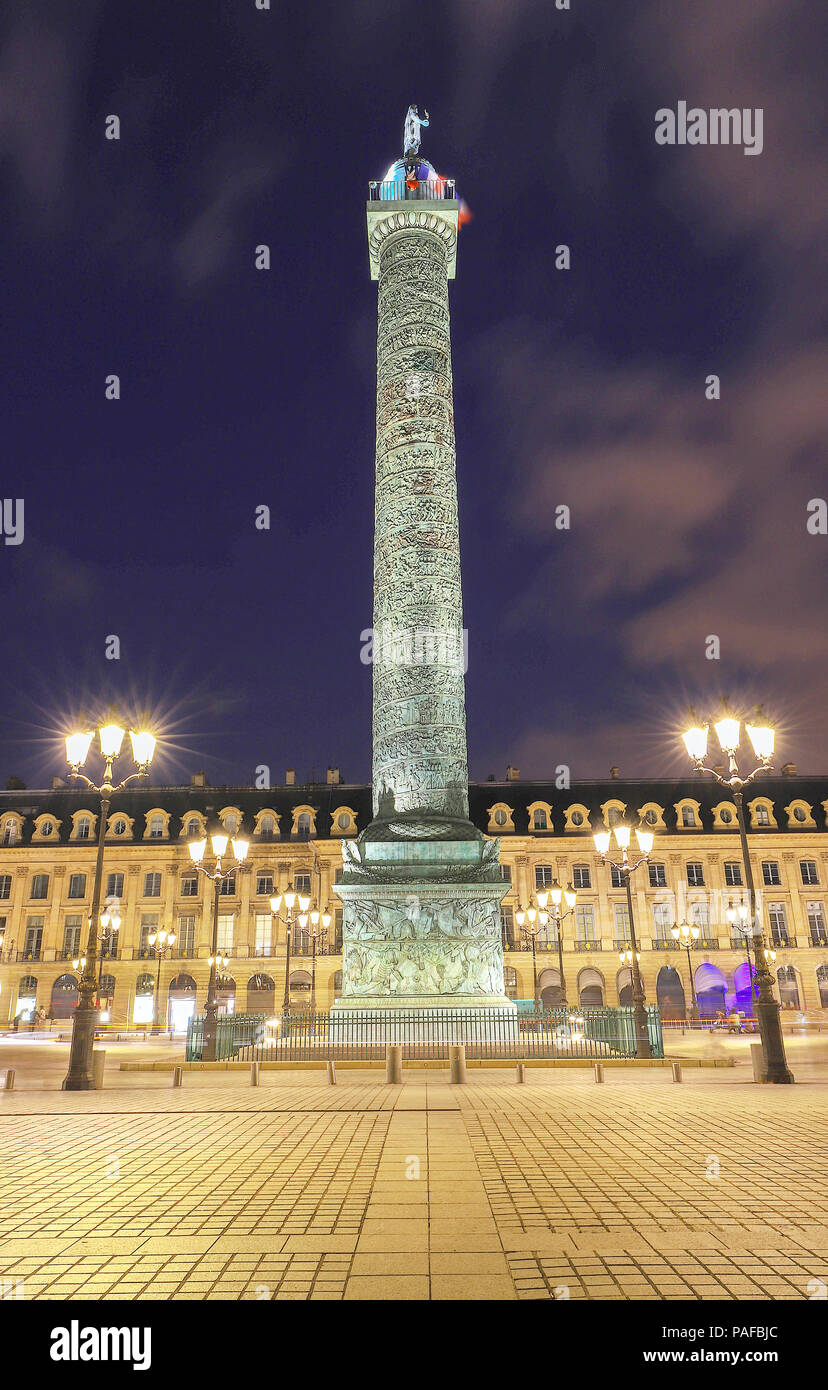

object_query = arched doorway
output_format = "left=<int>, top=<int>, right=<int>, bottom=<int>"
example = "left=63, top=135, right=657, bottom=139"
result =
left=16, top=976, right=37, bottom=1021
left=656, top=965, right=686, bottom=1021
left=217, top=976, right=236, bottom=1016
left=777, top=965, right=800, bottom=1010
left=50, top=973, right=79, bottom=1020
left=694, top=963, right=728, bottom=1019
left=617, top=967, right=633, bottom=1005
left=578, top=967, right=604, bottom=1007
left=247, top=973, right=275, bottom=1013
left=288, top=969, right=312, bottom=1009
left=817, top=964, right=828, bottom=1009
left=168, top=972, right=197, bottom=1036
left=733, top=960, right=757, bottom=1016
left=539, top=967, right=563, bottom=1009
left=133, top=972, right=155, bottom=1026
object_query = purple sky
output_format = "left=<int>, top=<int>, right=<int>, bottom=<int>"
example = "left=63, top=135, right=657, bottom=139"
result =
left=0, top=0, right=825, bottom=790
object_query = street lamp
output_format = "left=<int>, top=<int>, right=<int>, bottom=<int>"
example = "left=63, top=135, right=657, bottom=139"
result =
left=269, top=885, right=311, bottom=1014
left=682, top=710, right=793, bottom=1083
left=670, top=922, right=700, bottom=1023
left=98, top=901, right=121, bottom=1005
left=61, top=722, right=156, bottom=1090
left=515, top=902, right=543, bottom=1011
left=537, top=880, right=577, bottom=1008
left=309, top=907, right=332, bottom=1010
left=189, top=824, right=249, bottom=1061
left=147, top=925, right=176, bottom=1035
left=594, top=821, right=654, bottom=1059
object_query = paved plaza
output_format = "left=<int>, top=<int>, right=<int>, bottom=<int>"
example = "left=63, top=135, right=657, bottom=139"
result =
left=1, top=1033, right=827, bottom=1301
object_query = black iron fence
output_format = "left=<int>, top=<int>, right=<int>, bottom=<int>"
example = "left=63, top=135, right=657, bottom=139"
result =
left=186, top=1004, right=663, bottom=1063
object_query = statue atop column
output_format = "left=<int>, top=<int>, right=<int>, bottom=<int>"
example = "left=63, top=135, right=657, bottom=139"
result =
left=403, top=104, right=429, bottom=156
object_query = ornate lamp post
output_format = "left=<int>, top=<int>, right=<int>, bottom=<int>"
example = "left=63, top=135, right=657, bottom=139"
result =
left=537, top=880, right=577, bottom=1008
left=515, top=902, right=542, bottom=1011
left=147, top=925, right=176, bottom=1034
left=594, top=822, right=654, bottom=1059
left=270, top=884, right=311, bottom=1014
left=309, top=906, right=332, bottom=1010
left=62, top=723, right=155, bottom=1090
left=189, top=825, right=249, bottom=1061
left=97, top=903, right=121, bottom=1005
left=682, top=712, right=793, bottom=1083
left=670, top=922, right=700, bottom=1023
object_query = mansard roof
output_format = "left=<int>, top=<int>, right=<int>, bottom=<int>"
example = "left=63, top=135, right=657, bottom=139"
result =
left=0, top=774, right=825, bottom=843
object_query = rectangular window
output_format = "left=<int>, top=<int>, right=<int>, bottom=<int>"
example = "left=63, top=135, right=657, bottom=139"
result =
left=500, top=906, right=514, bottom=947
left=218, top=872, right=236, bottom=896
left=294, top=874, right=311, bottom=896
left=648, top=863, right=667, bottom=888
left=180, top=875, right=198, bottom=897
left=762, top=861, right=781, bottom=886
left=686, top=863, right=705, bottom=887
left=652, top=902, right=673, bottom=939
left=106, top=872, right=124, bottom=899
left=143, top=872, right=161, bottom=897
left=217, top=915, right=234, bottom=951
left=576, top=904, right=595, bottom=940
left=573, top=865, right=591, bottom=889
left=255, top=913, right=272, bottom=955
left=768, top=903, right=789, bottom=945
left=800, top=861, right=819, bottom=886
left=534, top=865, right=553, bottom=889
left=139, top=914, right=159, bottom=951
left=724, top=862, right=743, bottom=887
left=256, top=873, right=274, bottom=897
left=499, top=864, right=511, bottom=883
left=63, top=916, right=83, bottom=957
left=614, top=903, right=630, bottom=941
left=23, top=920, right=44, bottom=958
left=807, top=902, right=827, bottom=943
left=690, top=902, right=710, bottom=932
left=30, top=873, right=49, bottom=900
left=177, top=915, right=196, bottom=955
left=67, top=873, right=86, bottom=899
left=0, top=874, right=11, bottom=900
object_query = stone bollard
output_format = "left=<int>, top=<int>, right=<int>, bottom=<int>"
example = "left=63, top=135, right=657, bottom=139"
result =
left=3, top=1070, right=15, bottom=1091
left=593, top=1062, right=604, bottom=1084
left=92, top=1050, right=105, bottom=1091
left=172, top=1066, right=183, bottom=1088
left=751, top=1042, right=766, bottom=1083
left=385, top=1044, right=403, bottom=1085
left=326, top=1060, right=337, bottom=1086
left=250, top=1061, right=260, bottom=1087
left=671, top=1061, right=683, bottom=1084
left=516, top=1063, right=527, bottom=1084
left=449, top=1044, right=467, bottom=1085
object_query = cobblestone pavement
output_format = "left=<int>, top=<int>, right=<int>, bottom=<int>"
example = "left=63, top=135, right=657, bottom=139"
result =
left=1, top=1057, right=827, bottom=1301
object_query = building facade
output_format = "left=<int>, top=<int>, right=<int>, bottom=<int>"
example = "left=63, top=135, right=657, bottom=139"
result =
left=1, top=770, right=827, bottom=1026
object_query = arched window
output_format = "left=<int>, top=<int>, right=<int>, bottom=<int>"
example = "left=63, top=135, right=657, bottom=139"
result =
left=136, top=973, right=155, bottom=995
left=186, top=818, right=200, bottom=837
left=681, top=805, right=696, bottom=827
left=756, top=804, right=770, bottom=826
left=260, top=815, right=274, bottom=838
left=247, top=973, right=275, bottom=1013
left=607, top=807, right=622, bottom=827
left=578, top=967, right=604, bottom=1007
left=225, top=814, right=238, bottom=835
left=51, top=973, right=79, bottom=1019
left=99, top=974, right=116, bottom=1000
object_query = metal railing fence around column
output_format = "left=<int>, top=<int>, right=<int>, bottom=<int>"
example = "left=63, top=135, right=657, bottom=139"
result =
left=185, top=1004, right=663, bottom=1063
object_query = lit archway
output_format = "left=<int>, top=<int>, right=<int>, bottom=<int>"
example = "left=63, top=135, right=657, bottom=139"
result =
left=577, top=967, right=604, bottom=1007
left=733, top=960, right=757, bottom=1017
left=50, top=973, right=79, bottom=1020
left=694, top=963, right=728, bottom=1019
left=247, top=973, right=275, bottom=1013
left=656, top=965, right=686, bottom=1021
left=538, top=967, right=563, bottom=1009
left=777, top=965, right=801, bottom=1010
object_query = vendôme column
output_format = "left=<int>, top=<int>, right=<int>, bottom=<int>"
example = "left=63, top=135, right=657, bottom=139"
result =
left=332, top=112, right=514, bottom=1021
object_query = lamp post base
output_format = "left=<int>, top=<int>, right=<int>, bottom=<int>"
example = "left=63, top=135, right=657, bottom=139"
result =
left=755, top=998, right=794, bottom=1083
left=633, top=1000, right=652, bottom=1060
left=61, top=1005, right=97, bottom=1090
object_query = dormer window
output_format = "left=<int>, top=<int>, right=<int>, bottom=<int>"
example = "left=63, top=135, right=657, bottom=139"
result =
left=41, top=822, right=53, bottom=837
left=533, top=809, right=547, bottom=830
left=608, top=807, right=622, bottom=827
left=681, top=806, right=696, bottom=827
left=186, top=818, right=200, bottom=837
left=644, top=809, right=658, bottom=826
left=149, top=815, right=164, bottom=839
left=571, top=811, right=584, bottom=826
left=260, top=815, right=274, bottom=837
left=756, top=805, right=770, bottom=826
left=77, top=817, right=91, bottom=840
left=296, top=813, right=310, bottom=838
left=3, top=822, right=19, bottom=846
left=225, top=815, right=238, bottom=835
left=114, top=819, right=127, bottom=835
left=493, top=809, right=507, bottom=827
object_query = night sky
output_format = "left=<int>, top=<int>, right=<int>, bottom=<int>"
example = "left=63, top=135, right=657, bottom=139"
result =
left=1, top=0, right=826, bottom=791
